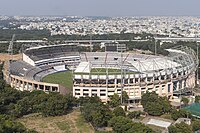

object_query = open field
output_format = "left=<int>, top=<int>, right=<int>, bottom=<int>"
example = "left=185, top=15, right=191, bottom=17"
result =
left=42, top=71, right=73, bottom=91
left=18, top=109, right=94, bottom=133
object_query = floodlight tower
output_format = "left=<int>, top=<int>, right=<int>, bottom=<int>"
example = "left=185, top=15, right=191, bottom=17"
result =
left=120, top=49, right=124, bottom=104
left=196, top=36, right=199, bottom=87
left=154, top=34, right=157, bottom=55
left=90, top=34, right=92, bottom=52
left=7, top=34, right=15, bottom=83
left=8, top=34, right=15, bottom=60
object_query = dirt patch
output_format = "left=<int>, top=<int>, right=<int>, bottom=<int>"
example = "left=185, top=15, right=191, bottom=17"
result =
left=0, top=53, right=22, bottom=62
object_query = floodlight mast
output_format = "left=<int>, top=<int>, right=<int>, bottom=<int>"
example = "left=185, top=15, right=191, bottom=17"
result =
left=90, top=34, right=92, bottom=52
left=197, top=42, right=199, bottom=84
left=8, top=34, right=15, bottom=61
left=7, top=34, right=15, bottom=83
left=196, top=35, right=199, bottom=87
left=154, top=35, right=157, bottom=55
left=120, top=49, right=124, bottom=104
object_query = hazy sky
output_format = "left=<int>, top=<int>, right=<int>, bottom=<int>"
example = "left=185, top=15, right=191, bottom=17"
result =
left=0, top=0, right=200, bottom=16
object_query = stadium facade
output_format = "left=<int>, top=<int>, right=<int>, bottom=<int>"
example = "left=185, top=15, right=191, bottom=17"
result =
left=3, top=44, right=198, bottom=104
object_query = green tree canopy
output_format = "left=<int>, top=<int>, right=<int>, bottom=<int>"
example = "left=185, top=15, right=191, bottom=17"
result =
left=109, top=116, right=152, bottom=133
left=109, top=93, right=121, bottom=107
left=181, top=97, right=189, bottom=106
left=127, top=111, right=141, bottom=119
left=171, top=109, right=192, bottom=120
left=80, top=99, right=112, bottom=127
left=192, top=120, right=200, bottom=132
left=0, top=115, right=36, bottom=133
left=109, top=116, right=133, bottom=133
left=113, top=107, right=125, bottom=117
left=141, top=92, right=171, bottom=116
left=195, top=96, right=200, bottom=103
left=168, top=122, right=193, bottom=133
left=122, top=91, right=129, bottom=104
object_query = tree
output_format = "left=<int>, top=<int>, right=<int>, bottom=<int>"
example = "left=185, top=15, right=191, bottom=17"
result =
left=109, top=93, right=120, bottom=107
left=122, top=91, right=129, bottom=104
left=126, top=123, right=153, bottom=133
left=127, top=111, right=141, bottom=119
left=195, top=96, right=200, bottom=103
left=141, top=92, right=171, bottom=116
left=109, top=116, right=152, bottom=133
left=168, top=122, right=193, bottom=133
left=145, top=102, right=163, bottom=116
left=15, top=97, right=32, bottom=117
left=109, top=116, right=133, bottom=133
left=78, top=96, right=101, bottom=106
left=171, top=109, right=192, bottom=120
left=181, top=97, right=189, bottom=106
left=113, top=107, right=125, bottom=117
left=41, top=94, right=69, bottom=116
left=192, top=120, right=200, bottom=132
left=0, top=80, right=5, bottom=90
left=0, top=114, right=35, bottom=133
left=168, top=125, right=178, bottom=133
left=81, top=102, right=112, bottom=127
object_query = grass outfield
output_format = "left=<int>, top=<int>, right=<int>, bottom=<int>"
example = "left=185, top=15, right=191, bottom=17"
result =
left=75, top=68, right=138, bottom=75
left=42, top=71, right=73, bottom=90
left=18, top=109, right=94, bottom=133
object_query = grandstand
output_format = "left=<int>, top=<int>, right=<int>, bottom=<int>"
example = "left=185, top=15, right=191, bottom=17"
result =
left=73, top=46, right=198, bottom=103
left=4, top=44, right=80, bottom=94
left=23, top=44, right=80, bottom=66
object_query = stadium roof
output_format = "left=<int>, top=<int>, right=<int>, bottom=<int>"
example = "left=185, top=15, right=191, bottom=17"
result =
left=25, top=43, right=77, bottom=51
left=77, top=52, right=182, bottom=73
left=24, top=44, right=79, bottom=62
left=128, top=57, right=181, bottom=72
left=166, top=49, right=187, bottom=55
left=74, top=62, right=90, bottom=73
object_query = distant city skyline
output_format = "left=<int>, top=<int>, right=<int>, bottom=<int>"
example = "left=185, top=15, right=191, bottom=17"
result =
left=0, top=0, right=200, bottom=16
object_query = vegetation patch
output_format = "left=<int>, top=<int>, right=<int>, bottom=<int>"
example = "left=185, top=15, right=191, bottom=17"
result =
left=56, top=121, right=70, bottom=132
left=76, top=114, right=94, bottom=133
left=18, top=109, right=94, bottom=133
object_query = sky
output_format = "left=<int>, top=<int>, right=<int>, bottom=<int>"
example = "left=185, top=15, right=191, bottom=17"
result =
left=0, top=0, right=200, bottom=16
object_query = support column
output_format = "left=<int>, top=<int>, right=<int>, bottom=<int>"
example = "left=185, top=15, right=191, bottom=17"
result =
left=50, top=86, right=53, bottom=92
left=22, top=81, right=25, bottom=91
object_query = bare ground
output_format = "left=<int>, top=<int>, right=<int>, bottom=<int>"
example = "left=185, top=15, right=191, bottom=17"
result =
left=0, top=53, right=22, bottom=62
